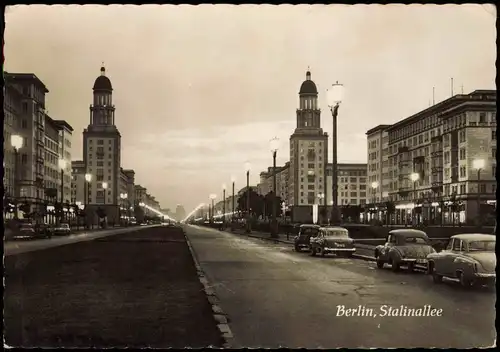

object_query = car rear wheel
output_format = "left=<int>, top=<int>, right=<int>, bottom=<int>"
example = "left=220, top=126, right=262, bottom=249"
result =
left=310, top=246, right=316, bottom=257
left=294, top=245, right=301, bottom=252
left=428, top=262, right=442, bottom=283
left=391, top=259, right=400, bottom=272
left=376, top=256, right=384, bottom=269
left=319, top=247, right=325, bottom=257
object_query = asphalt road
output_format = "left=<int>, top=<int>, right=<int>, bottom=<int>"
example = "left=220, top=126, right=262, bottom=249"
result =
left=184, top=225, right=496, bottom=349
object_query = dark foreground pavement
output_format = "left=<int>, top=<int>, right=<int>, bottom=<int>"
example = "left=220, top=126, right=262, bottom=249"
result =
left=185, top=225, right=496, bottom=349
left=4, top=226, right=224, bottom=348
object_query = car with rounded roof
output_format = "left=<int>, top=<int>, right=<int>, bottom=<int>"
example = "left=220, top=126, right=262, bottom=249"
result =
left=427, top=233, right=496, bottom=288
left=374, top=229, right=435, bottom=271
left=309, top=226, right=355, bottom=257
left=293, top=224, right=320, bottom=252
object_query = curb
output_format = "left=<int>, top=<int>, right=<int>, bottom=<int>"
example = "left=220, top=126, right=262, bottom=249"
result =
left=184, top=231, right=234, bottom=349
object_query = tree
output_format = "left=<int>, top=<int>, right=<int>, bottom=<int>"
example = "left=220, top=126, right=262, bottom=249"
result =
left=263, top=191, right=283, bottom=218
left=237, top=188, right=264, bottom=217
left=134, top=205, right=145, bottom=223
left=385, top=201, right=395, bottom=225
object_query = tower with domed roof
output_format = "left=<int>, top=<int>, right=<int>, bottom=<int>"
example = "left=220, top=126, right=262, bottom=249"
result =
left=82, top=65, right=122, bottom=223
left=288, top=70, right=329, bottom=221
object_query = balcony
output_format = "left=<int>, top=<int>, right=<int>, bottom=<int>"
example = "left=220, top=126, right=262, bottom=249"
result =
left=413, top=156, right=425, bottom=163
left=431, top=184, right=443, bottom=194
left=430, top=150, right=443, bottom=158
left=398, top=146, right=409, bottom=154
left=431, top=166, right=443, bottom=174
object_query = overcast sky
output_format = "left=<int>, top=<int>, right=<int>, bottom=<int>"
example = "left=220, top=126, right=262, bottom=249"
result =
left=5, top=4, right=496, bottom=214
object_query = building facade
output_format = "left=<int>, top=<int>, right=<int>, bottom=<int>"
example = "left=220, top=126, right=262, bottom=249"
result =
left=4, top=72, right=73, bottom=220
left=383, top=89, right=496, bottom=225
left=289, top=70, right=329, bottom=219
left=328, top=163, right=369, bottom=207
left=82, top=66, right=122, bottom=223
left=71, top=160, right=86, bottom=204
left=4, top=72, right=49, bottom=212
left=366, top=125, right=391, bottom=204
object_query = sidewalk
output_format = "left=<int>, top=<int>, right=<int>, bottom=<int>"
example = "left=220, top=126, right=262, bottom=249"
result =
left=4, top=226, right=224, bottom=348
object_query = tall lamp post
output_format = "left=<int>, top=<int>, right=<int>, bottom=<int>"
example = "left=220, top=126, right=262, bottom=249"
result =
left=222, top=184, right=227, bottom=229
left=473, top=158, right=485, bottom=228
left=58, top=158, right=67, bottom=223
left=244, top=161, right=252, bottom=233
left=120, top=193, right=128, bottom=226
left=410, top=172, right=420, bottom=226
left=209, top=194, right=217, bottom=224
left=270, top=137, right=279, bottom=238
left=102, top=182, right=108, bottom=205
left=84, top=173, right=92, bottom=228
left=371, top=181, right=379, bottom=222
left=231, top=175, right=236, bottom=230
left=317, top=193, right=325, bottom=224
left=326, top=82, right=345, bottom=225
left=11, top=135, right=23, bottom=220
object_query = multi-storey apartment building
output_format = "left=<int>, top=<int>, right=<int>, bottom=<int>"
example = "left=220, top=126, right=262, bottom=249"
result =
left=4, top=72, right=49, bottom=213
left=366, top=125, right=391, bottom=203
left=330, top=163, right=369, bottom=207
left=384, top=89, right=496, bottom=225
left=44, top=115, right=74, bottom=203
left=4, top=72, right=74, bottom=220
left=71, top=160, right=86, bottom=204
left=257, top=162, right=290, bottom=203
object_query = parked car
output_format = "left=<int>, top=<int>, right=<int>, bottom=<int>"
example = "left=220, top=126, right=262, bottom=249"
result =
left=310, top=226, right=355, bottom=257
left=13, top=222, right=37, bottom=240
left=294, top=224, right=320, bottom=252
left=53, top=223, right=71, bottom=236
left=427, top=234, right=496, bottom=287
left=34, top=223, right=53, bottom=239
left=374, top=229, right=435, bottom=271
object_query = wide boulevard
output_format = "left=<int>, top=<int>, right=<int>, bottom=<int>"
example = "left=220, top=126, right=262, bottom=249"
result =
left=185, top=225, right=496, bottom=349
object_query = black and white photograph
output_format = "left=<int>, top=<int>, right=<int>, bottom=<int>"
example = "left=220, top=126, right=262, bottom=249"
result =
left=3, top=3, right=497, bottom=349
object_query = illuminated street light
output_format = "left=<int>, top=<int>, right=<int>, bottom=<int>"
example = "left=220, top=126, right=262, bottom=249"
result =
left=10, top=134, right=23, bottom=220
left=269, top=137, right=279, bottom=237
left=473, top=158, right=486, bottom=227
left=326, top=81, right=345, bottom=225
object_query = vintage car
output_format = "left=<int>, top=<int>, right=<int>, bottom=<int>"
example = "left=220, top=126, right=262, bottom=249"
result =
left=310, top=226, right=355, bottom=257
left=34, top=223, right=53, bottom=239
left=374, top=229, right=435, bottom=271
left=53, top=223, right=71, bottom=236
left=293, top=224, right=320, bottom=252
left=12, top=222, right=37, bottom=240
left=427, top=234, right=496, bottom=287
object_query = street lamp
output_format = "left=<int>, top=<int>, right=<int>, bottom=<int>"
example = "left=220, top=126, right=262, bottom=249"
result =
left=120, top=192, right=128, bottom=226
left=317, top=193, right=325, bottom=224
left=326, top=81, right=345, bottom=225
left=231, top=175, right=236, bottom=229
left=371, top=181, right=379, bottom=221
left=222, top=184, right=227, bottom=229
left=410, top=172, right=420, bottom=226
left=102, top=182, right=108, bottom=205
left=244, top=161, right=252, bottom=233
left=270, top=137, right=279, bottom=238
left=209, top=193, right=217, bottom=223
left=84, top=173, right=92, bottom=207
left=473, top=158, right=485, bottom=227
left=11, top=135, right=23, bottom=219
